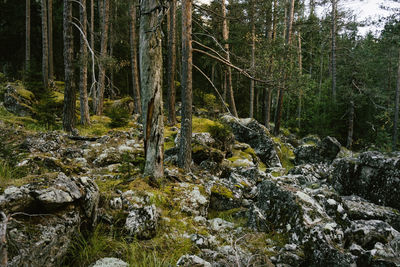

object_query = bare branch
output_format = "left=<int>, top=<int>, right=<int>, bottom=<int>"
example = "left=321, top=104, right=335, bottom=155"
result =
left=193, top=48, right=270, bottom=84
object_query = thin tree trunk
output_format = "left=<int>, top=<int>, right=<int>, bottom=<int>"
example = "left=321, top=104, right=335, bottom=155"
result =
left=264, top=88, right=272, bottom=128
left=274, top=0, right=294, bottom=135
left=139, top=0, right=164, bottom=178
left=393, top=48, right=400, bottom=150
left=297, top=31, right=303, bottom=130
left=48, top=0, right=54, bottom=80
left=26, top=0, right=31, bottom=74
left=80, top=0, right=90, bottom=125
left=222, top=0, right=238, bottom=117
left=332, top=0, right=337, bottom=101
left=347, top=100, right=354, bottom=149
left=167, top=0, right=177, bottom=125
left=96, top=0, right=110, bottom=115
left=41, top=0, right=49, bottom=89
left=63, top=0, right=76, bottom=132
left=90, top=0, right=95, bottom=90
left=130, top=1, right=141, bottom=114
left=249, top=0, right=256, bottom=118
left=179, top=0, right=193, bottom=171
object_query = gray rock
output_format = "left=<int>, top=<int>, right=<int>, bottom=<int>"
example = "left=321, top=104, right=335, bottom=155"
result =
left=208, top=218, right=234, bottom=232
left=125, top=205, right=158, bottom=239
left=91, top=257, right=129, bottom=267
left=3, top=84, right=34, bottom=116
left=220, top=114, right=281, bottom=168
left=294, top=136, right=341, bottom=165
left=330, top=151, right=400, bottom=210
left=342, top=195, right=400, bottom=231
left=176, top=254, right=212, bottom=267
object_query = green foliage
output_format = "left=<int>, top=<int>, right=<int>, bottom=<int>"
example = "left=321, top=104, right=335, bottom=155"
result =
left=0, top=72, right=6, bottom=84
left=106, top=106, right=130, bottom=128
left=207, top=121, right=233, bottom=151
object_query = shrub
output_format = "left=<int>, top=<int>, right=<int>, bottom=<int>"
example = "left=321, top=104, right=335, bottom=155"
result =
left=107, top=106, right=130, bottom=128
left=208, top=122, right=234, bottom=151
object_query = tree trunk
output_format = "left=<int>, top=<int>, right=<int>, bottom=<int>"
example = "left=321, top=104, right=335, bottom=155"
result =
left=41, top=0, right=49, bottom=89
left=129, top=1, right=141, bottom=114
left=249, top=0, right=256, bottom=118
left=26, top=0, right=31, bottom=74
left=96, top=0, right=110, bottom=115
left=63, top=0, right=76, bottom=132
left=178, top=0, right=193, bottom=171
left=90, top=0, right=95, bottom=89
left=274, top=0, right=294, bottom=135
left=139, top=0, right=164, bottom=178
left=0, top=212, right=8, bottom=267
left=264, top=88, right=272, bottom=129
left=393, top=48, right=400, bottom=150
left=347, top=100, right=354, bottom=149
left=332, top=0, right=337, bottom=101
left=167, top=0, right=177, bottom=125
left=80, top=0, right=90, bottom=125
left=222, top=0, right=238, bottom=117
left=48, top=0, right=54, bottom=80
left=297, top=31, right=303, bottom=130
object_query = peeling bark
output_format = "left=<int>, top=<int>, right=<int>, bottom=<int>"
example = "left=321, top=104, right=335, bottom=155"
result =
left=139, top=0, right=164, bottom=178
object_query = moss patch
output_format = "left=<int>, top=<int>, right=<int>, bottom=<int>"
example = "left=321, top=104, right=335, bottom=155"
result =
left=211, top=184, right=234, bottom=199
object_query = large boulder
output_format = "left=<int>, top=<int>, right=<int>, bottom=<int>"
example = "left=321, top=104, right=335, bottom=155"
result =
left=342, top=195, right=400, bottom=231
left=3, top=84, right=34, bottom=117
left=294, top=136, right=341, bottom=165
left=330, top=151, right=400, bottom=210
left=220, top=114, right=281, bottom=167
left=0, top=173, right=99, bottom=267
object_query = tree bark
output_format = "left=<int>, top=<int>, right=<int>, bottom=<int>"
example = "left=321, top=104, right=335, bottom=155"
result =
left=347, top=100, right=354, bottom=149
left=179, top=0, right=193, bottom=172
left=80, top=0, right=90, bottom=125
left=26, top=0, right=31, bottom=74
left=332, top=0, right=337, bottom=101
left=0, top=212, right=8, bottom=267
left=249, top=0, right=256, bottom=118
left=41, top=0, right=49, bottom=89
left=96, top=0, right=110, bottom=115
left=63, top=0, right=76, bottom=132
left=222, top=0, right=238, bottom=117
left=139, top=0, right=164, bottom=178
left=129, top=0, right=142, bottom=115
left=167, top=0, right=177, bottom=125
left=393, top=48, right=400, bottom=150
left=48, top=0, right=54, bottom=80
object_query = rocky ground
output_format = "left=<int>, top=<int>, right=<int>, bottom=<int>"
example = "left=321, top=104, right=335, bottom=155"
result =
left=0, top=83, right=399, bottom=266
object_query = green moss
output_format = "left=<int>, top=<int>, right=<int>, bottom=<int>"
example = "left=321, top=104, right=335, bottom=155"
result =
left=273, top=137, right=295, bottom=171
left=211, top=184, right=234, bottom=199
left=16, top=87, right=35, bottom=101
left=192, top=116, right=218, bottom=133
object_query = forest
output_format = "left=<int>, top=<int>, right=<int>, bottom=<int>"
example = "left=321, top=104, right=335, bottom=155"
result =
left=0, top=0, right=400, bottom=266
